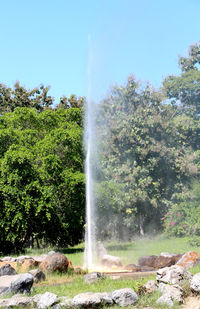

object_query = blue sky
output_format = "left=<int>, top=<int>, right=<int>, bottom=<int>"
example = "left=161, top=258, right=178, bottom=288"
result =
left=1, top=0, right=200, bottom=105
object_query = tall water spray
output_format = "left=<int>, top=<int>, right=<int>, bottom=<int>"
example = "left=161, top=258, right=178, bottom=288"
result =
left=84, top=35, right=96, bottom=270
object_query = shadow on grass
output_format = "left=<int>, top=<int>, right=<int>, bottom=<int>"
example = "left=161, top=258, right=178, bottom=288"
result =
left=106, top=243, right=133, bottom=251
left=59, top=248, right=84, bottom=254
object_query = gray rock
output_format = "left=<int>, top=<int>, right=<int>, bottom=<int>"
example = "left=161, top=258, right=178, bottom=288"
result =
left=157, top=265, right=192, bottom=285
left=101, top=254, right=122, bottom=267
left=97, top=241, right=107, bottom=258
left=37, top=292, right=59, bottom=309
left=112, top=288, right=138, bottom=306
left=190, top=272, right=200, bottom=293
left=32, top=254, right=48, bottom=263
left=10, top=273, right=34, bottom=294
left=0, top=294, right=33, bottom=308
left=15, top=255, right=32, bottom=264
left=0, top=273, right=33, bottom=295
left=29, top=268, right=46, bottom=283
left=156, top=294, right=174, bottom=307
left=1, top=257, right=17, bottom=262
left=72, top=292, right=113, bottom=308
left=158, top=283, right=183, bottom=303
left=0, top=264, right=17, bottom=276
left=138, top=253, right=182, bottom=269
left=32, top=293, right=43, bottom=303
left=84, top=272, right=104, bottom=284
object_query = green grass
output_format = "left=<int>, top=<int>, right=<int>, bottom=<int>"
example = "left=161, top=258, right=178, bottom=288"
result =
left=32, top=273, right=155, bottom=298
left=24, top=234, right=200, bottom=267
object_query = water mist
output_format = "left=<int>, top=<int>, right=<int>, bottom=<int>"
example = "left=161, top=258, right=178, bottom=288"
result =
left=84, top=35, right=96, bottom=270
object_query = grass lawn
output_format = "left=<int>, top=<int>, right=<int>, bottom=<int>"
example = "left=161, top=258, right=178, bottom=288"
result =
left=24, top=234, right=200, bottom=267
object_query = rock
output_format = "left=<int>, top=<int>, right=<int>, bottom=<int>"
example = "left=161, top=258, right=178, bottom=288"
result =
left=97, top=241, right=107, bottom=258
left=0, top=294, right=33, bottom=308
left=48, top=250, right=56, bottom=255
left=32, top=293, right=43, bottom=303
left=144, top=280, right=157, bottom=293
left=39, top=253, right=69, bottom=273
left=138, top=253, right=182, bottom=269
left=157, top=265, right=192, bottom=285
left=124, top=264, right=141, bottom=272
left=176, top=251, right=200, bottom=269
left=0, top=264, right=17, bottom=276
left=21, top=258, right=39, bottom=272
left=37, top=292, right=59, bottom=309
left=101, top=254, right=122, bottom=268
left=156, top=294, right=174, bottom=307
left=29, top=269, right=46, bottom=283
left=84, top=272, right=104, bottom=284
left=112, top=288, right=138, bottom=307
left=72, top=292, right=113, bottom=308
left=190, top=272, right=200, bottom=293
left=0, top=273, right=34, bottom=295
left=1, top=257, right=16, bottom=262
left=10, top=273, right=34, bottom=294
left=54, top=296, right=72, bottom=308
left=0, top=261, right=18, bottom=272
left=32, top=254, right=48, bottom=263
left=15, top=255, right=32, bottom=264
left=158, top=282, right=183, bottom=303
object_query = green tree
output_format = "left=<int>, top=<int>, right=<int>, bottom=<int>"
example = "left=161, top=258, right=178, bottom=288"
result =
left=0, top=107, right=84, bottom=253
left=0, top=82, right=53, bottom=114
left=95, top=76, right=197, bottom=238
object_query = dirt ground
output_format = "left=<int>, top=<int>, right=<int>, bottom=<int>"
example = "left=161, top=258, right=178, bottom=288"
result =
left=182, top=296, right=200, bottom=309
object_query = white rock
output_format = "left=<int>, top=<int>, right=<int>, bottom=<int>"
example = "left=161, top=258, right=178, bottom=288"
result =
left=157, top=265, right=192, bottom=285
left=72, top=292, right=113, bottom=307
left=158, top=283, right=183, bottom=303
left=156, top=294, right=173, bottom=307
left=37, top=292, right=59, bottom=309
left=112, top=288, right=138, bottom=306
left=190, top=272, right=200, bottom=293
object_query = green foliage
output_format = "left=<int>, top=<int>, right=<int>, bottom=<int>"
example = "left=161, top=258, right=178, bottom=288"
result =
left=0, top=107, right=85, bottom=253
left=163, top=181, right=200, bottom=237
left=95, top=75, right=197, bottom=237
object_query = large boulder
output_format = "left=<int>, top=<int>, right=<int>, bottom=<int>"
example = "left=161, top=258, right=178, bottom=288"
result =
left=0, top=264, right=17, bottom=276
left=0, top=273, right=34, bottom=295
left=10, top=273, right=34, bottom=294
left=72, top=292, right=113, bottom=308
left=176, top=251, right=200, bottom=269
left=101, top=254, right=122, bottom=268
left=39, top=253, right=69, bottom=273
left=157, top=265, right=192, bottom=285
left=138, top=253, right=182, bottom=269
left=21, top=258, right=39, bottom=272
left=190, top=272, right=200, bottom=293
left=112, top=288, right=138, bottom=307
